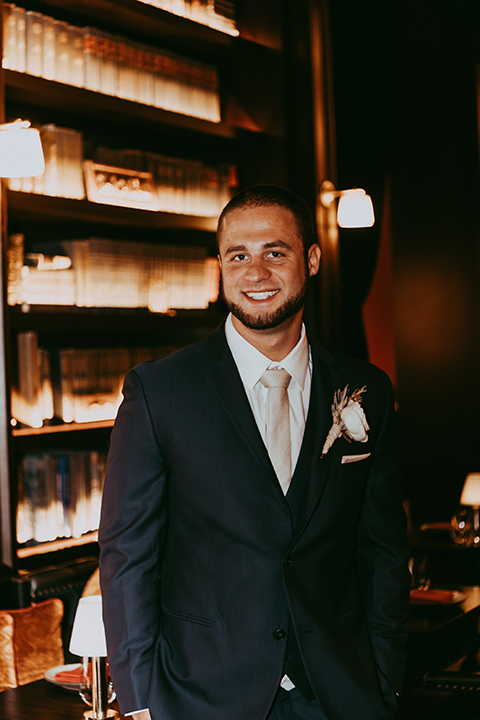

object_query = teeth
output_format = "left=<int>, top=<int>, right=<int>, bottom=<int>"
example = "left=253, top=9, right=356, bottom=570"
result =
left=245, top=290, right=279, bottom=300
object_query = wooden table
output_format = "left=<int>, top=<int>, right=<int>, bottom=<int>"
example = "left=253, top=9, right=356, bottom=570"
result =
left=0, top=678, right=118, bottom=720
left=2, top=588, right=480, bottom=720
left=397, top=585, right=480, bottom=719
left=406, top=585, right=480, bottom=676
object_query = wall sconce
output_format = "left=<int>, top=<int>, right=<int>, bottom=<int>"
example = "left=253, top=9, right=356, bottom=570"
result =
left=320, top=180, right=375, bottom=228
left=0, top=119, right=45, bottom=177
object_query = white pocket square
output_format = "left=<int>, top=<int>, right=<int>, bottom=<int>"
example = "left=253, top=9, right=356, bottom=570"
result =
left=341, top=453, right=371, bottom=464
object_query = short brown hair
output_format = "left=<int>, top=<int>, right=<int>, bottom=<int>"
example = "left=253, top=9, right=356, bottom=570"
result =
left=216, top=184, right=315, bottom=255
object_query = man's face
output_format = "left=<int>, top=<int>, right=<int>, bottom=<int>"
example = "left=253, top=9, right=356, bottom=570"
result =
left=218, top=205, right=320, bottom=331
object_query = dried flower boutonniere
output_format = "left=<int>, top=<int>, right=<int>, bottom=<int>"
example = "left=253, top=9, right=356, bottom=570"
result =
left=320, top=385, right=369, bottom=458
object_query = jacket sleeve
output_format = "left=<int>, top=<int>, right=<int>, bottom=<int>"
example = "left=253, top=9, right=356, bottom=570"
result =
left=98, top=368, right=168, bottom=714
left=355, top=372, right=411, bottom=701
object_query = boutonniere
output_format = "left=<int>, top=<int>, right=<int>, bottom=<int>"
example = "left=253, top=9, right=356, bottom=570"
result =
left=320, top=385, right=369, bottom=458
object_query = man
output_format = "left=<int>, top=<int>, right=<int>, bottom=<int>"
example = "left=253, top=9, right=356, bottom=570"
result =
left=99, top=184, right=410, bottom=720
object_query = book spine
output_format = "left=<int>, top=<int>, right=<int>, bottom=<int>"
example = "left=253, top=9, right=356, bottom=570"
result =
left=15, top=331, right=42, bottom=428
left=2, top=3, right=17, bottom=71
left=42, top=15, right=56, bottom=80
left=54, top=19, right=70, bottom=84
left=6, top=233, right=24, bottom=306
left=14, top=5, right=27, bottom=72
left=25, top=10, right=44, bottom=77
left=38, top=347, right=54, bottom=420
left=68, top=25, right=85, bottom=87
left=84, top=27, right=100, bottom=91
left=62, top=128, right=85, bottom=200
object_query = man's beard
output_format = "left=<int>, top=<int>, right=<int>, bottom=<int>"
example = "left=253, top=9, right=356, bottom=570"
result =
left=221, top=275, right=309, bottom=331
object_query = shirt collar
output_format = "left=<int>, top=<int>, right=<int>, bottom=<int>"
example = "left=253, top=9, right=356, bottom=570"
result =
left=225, top=313, right=309, bottom=391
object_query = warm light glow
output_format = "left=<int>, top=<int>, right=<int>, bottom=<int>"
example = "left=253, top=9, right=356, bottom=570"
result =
left=337, top=189, right=375, bottom=228
left=70, top=596, right=107, bottom=657
left=0, top=119, right=45, bottom=177
left=460, top=473, right=480, bottom=508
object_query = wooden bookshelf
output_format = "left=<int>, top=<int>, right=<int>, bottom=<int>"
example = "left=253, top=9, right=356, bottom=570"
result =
left=0, top=0, right=288, bottom=572
left=7, top=190, right=219, bottom=231
left=5, top=71, right=238, bottom=138
left=17, top=531, right=98, bottom=558
left=10, top=305, right=225, bottom=333
left=12, top=419, right=115, bottom=437
left=21, top=0, right=236, bottom=53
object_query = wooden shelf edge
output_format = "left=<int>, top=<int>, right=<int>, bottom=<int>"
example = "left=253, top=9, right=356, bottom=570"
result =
left=24, top=0, right=236, bottom=51
left=7, top=190, right=219, bottom=231
left=17, top=531, right=98, bottom=558
left=12, top=419, right=115, bottom=437
left=5, top=71, right=237, bottom=139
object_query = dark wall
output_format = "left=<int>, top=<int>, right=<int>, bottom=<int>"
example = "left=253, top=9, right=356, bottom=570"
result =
left=390, top=4, right=480, bottom=524
left=328, top=0, right=480, bottom=524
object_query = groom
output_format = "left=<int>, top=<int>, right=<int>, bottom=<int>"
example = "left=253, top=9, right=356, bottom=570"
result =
left=99, top=184, right=410, bottom=720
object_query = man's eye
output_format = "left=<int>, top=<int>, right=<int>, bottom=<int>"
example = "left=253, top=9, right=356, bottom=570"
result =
left=233, top=254, right=247, bottom=261
left=268, top=251, right=283, bottom=258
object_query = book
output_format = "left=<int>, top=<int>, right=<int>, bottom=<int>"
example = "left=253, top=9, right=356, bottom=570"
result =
left=25, top=10, right=43, bottom=77
left=98, top=31, right=117, bottom=96
left=42, top=15, right=56, bottom=80
left=84, top=27, right=101, bottom=92
left=13, top=332, right=43, bottom=428
left=3, top=4, right=17, bottom=70
left=54, top=19, right=70, bottom=84
left=13, top=4, right=27, bottom=71
left=68, top=25, right=85, bottom=87
left=16, top=450, right=109, bottom=545
left=6, top=233, right=24, bottom=306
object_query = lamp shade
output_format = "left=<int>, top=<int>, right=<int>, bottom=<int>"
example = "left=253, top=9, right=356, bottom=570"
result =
left=69, top=596, right=107, bottom=657
left=460, top=473, right=480, bottom=508
left=0, top=122, right=45, bottom=177
left=337, top=189, right=375, bottom=228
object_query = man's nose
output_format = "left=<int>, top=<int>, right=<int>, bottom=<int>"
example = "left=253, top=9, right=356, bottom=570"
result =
left=244, top=257, right=271, bottom=282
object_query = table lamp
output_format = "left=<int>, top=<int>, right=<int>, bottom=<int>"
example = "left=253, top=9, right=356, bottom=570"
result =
left=460, top=472, right=480, bottom=547
left=69, top=596, right=117, bottom=720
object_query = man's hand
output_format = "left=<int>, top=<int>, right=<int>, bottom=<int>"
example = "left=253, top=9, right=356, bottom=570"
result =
left=127, top=711, right=152, bottom=720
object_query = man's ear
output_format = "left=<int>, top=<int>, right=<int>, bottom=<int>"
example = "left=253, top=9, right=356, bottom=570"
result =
left=307, top=244, right=321, bottom=278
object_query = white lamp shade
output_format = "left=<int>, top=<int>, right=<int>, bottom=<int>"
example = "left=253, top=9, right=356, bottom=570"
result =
left=69, top=596, right=108, bottom=657
left=460, top=473, right=480, bottom=508
left=337, top=189, right=375, bottom=228
left=0, top=126, right=45, bottom=177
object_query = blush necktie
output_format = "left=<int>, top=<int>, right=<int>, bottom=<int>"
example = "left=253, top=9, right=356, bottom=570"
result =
left=260, top=368, right=292, bottom=494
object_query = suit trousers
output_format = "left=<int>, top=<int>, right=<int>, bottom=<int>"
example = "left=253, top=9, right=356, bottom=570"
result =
left=266, top=688, right=328, bottom=720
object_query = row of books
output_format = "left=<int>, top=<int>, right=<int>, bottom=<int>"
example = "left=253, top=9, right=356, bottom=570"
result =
left=136, top=0, right=238, bottom=36
left=8, top=123, right=237, bottom=217
left=7, top=235, right=220, bottom=311
left=92, top=146, right=236, bottom=216
left=17, top=450, right=107, bottom=544
left=12, top=331, right=179, bottom=428
left=3, top=4, right=221, bottom=121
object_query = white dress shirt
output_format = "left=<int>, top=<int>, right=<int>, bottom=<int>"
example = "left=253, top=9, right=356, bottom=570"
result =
left=226, top=314, right=312, bottom=691
left=225, top=313, right=312, bottom=491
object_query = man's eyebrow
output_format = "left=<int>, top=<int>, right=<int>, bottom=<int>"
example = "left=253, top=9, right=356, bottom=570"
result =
left=224, top=244, right=247, bottom=255
left=224, top=240, right=293, bottom=255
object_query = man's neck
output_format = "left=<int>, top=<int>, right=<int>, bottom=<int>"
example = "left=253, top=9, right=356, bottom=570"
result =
left=230, top=312, right=304, bottom=362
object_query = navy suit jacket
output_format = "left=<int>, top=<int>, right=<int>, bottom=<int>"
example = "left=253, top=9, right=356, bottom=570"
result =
left=98, top=323, right=410, bottom=720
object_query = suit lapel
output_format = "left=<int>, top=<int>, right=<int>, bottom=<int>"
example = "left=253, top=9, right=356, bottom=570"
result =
left=289, top=338, right=344, bottom=546
left=204, top=324, right=280, bottom=489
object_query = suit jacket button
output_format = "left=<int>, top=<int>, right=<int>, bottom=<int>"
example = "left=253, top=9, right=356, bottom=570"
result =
left=284, top=556, right=293, bottom=565
left=273, top=628, right=286, bottom=640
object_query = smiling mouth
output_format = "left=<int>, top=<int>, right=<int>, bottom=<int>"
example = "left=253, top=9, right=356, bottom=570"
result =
left=244, top=290, right=280, bottom=300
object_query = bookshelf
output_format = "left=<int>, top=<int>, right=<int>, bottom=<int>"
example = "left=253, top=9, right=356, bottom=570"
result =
left=0, top=0, right=288, bottom=571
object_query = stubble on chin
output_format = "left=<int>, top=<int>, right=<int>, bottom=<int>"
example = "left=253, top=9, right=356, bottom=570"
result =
left=221, top=279, right=308, bottom=331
